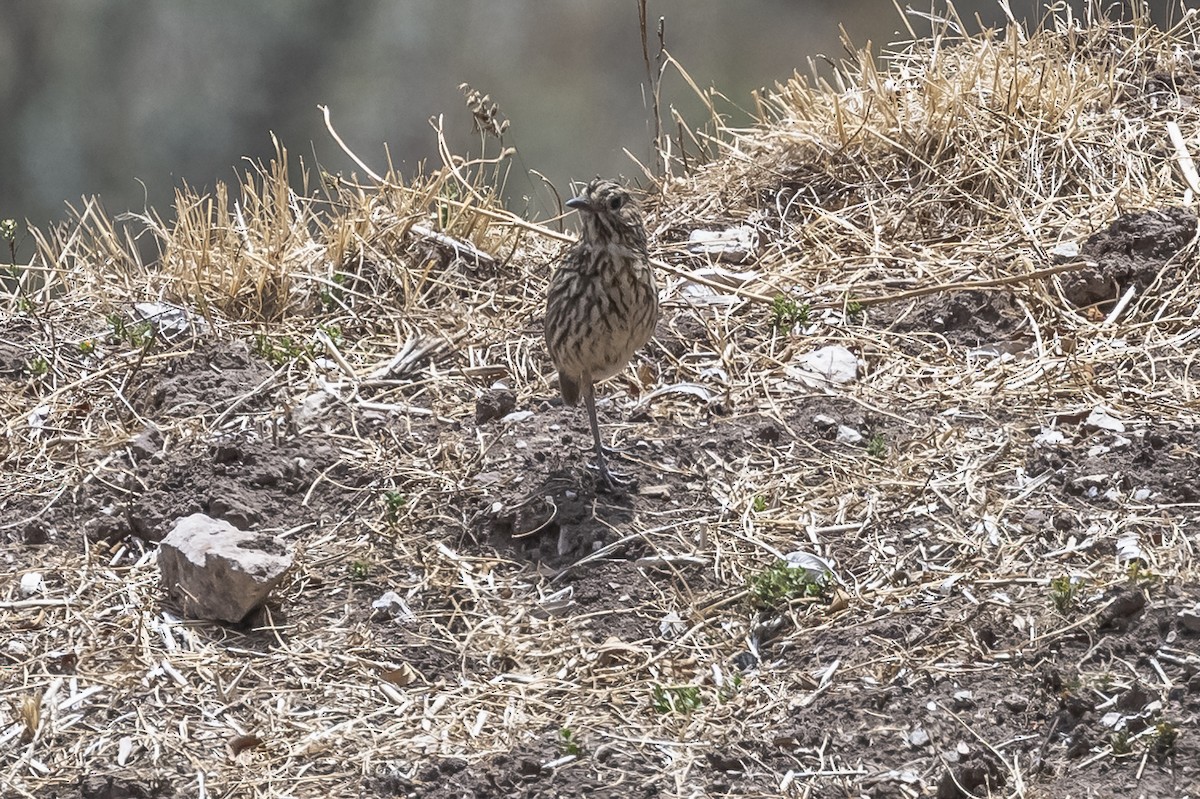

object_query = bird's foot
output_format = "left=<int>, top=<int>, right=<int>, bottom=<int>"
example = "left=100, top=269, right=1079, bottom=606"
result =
left=576, top=440, right=626, bottom=460
left=586, top=456, right=634, bottom=492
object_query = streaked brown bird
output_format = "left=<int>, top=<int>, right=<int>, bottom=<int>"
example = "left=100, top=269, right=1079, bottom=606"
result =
left=544, top=178, right=659, bottom=487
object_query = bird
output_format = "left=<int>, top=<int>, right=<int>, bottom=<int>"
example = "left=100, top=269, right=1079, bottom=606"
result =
left=544, top=178, right=659, bottom=488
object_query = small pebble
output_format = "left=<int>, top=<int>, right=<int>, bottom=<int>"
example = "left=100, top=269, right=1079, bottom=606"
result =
left=19, top=572, right=43, bottom=596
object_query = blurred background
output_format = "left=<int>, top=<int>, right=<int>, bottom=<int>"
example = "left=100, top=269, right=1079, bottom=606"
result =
left=0, top=0, right=1170, bottom=241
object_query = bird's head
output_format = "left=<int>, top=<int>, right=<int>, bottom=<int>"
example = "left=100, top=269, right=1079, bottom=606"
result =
left=566, top=178, right=645, bottom=246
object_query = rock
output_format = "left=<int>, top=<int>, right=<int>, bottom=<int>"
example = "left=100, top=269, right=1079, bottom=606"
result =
left=1178, top=604, right=1200, bottom=634
left=133, top=300, right=210, bottom=340
left=686, top=225, right=760, bottom=263
left=207, top=492, right=263, bottom=530
left=23, top=520, right=50, bottom=545
left=371, top=591, right=416, bottom=623
left=812, top=413, right=838, bottom=430
left=1097, top=588, right=1146, bottom=632
left=836, top=425, right=863, bottom=445
left=1049, top=241, right=1080, bottom=262
left=128, top=425, right=163, bottom=462
left=292, top=391, right=333, bottom=430
left=19, top=572, right=43, bottom=596
left=476, top=388, right=516, bottom=424
left=1084, top=406, right=1125, bottom=433
left=158, top=513, right=292, bottom=623
left=788, top=346, right=860, bottom=389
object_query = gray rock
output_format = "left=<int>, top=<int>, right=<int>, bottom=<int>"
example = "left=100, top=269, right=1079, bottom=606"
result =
left=1178, top=605, right=1200, bottom=634
left=129, top=425, right=163, bottom=462
left=158, top=513, right=292, bottom=623
left=207, top=492, right=263, bottom=530
left=836, top=425, right=864, bottom=445
left=812, top=413, right=837, bottom=430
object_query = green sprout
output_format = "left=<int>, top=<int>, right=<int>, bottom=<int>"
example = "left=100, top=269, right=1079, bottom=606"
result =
left=717, top=673, right=744, bottom=703
left=1050, top=575, right=1082, bottom=614
left=651, top=685, right=703, bottom=715
left=382, top=491, right=407, bottom=525
left=1126, top=561, right=1157, bottom=586
left=1110, top=731, right=1133, bottom=755
left=253, top=333, right=310, bottom=366
left=751, top=495, right=767, bottom=513
left=319, top=273, right=348, bottom=310
left=558, top=728, right=583, bottom=756
left=866, top=434, right=887, bottom=460
left=1152, top=721, right=1179, bottom=759
left=771, top=294, right=809, bottom=330
left=747, top=560, right=830, bottom=609
left=106, top=314, right=153, bottom=348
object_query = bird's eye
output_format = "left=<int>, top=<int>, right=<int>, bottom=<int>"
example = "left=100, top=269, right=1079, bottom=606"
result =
left=609, top=195, right=624, bottom=210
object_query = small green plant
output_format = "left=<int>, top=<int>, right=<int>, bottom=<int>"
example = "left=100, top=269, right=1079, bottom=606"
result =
left=846, top=299, right=864, bottom=322
left=253, top=333, right=310, bottom=366
left=1126, top=561, right=1158, bottom=586
left=866, top=434, right=887, bottom=459
left=1152, top=721, right=1179, bottom=758
left=1050, top=575, right=1082, bottom=613
left=771, top=294, right=809, bottom=330
left=348, top=560, right=370, bottom=580
left=106, top=313, right=126, bottom=339
left=317, top=323, right=343, bottom=344
left=382, top=491, right=407, bottom=525
left=651, top=685, right=703, bottom=715
left=717, top=673, right=744, bottom=703
left=78, top=339, right=95, bottom=355
left=26, top=357, right=49, bottom=377
left=747, top=560, right=830, bottom=609
left=751, top=495, right=767, bottom=513
left=106, top=314, right=153, bottom=348
left=319, top=273, right=348, bottom=310
left=1110, top=730, right=1133, bottom=755
left=558, top=727, right=583, bottom=756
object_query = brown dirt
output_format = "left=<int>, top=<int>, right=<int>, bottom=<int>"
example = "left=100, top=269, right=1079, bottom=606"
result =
left=1063, top=207, right=1198, bottom=311
left=7, top=276, right=1199, bottom=798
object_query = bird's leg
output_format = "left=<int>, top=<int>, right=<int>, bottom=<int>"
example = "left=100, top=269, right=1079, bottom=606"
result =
left=583, top=383, right=631, bottom=488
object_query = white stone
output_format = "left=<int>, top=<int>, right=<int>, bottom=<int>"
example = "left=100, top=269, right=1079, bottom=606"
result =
left=1085, top=406, right=1126, bottom=433
left=836, top=425, right=863, bottom=445
left=789, top=346, right=860, bottom=389
left=19, top=572, right=43, bottom=596
left=1050, top=242, right=1080, bottom=261
left=686, top=225, right=760, bottom=263
left=158, top=513, right=292, bottom=623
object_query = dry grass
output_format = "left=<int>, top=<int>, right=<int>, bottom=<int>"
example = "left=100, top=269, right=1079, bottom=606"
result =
left=3, top=4, right=1200, bottom=797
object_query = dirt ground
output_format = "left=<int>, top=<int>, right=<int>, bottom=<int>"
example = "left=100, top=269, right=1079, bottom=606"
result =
left=2, top=201, right=1199, bottom=799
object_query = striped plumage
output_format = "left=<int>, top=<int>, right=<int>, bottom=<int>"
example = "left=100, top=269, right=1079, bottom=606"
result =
left=544, top=178, right=658, bottom=486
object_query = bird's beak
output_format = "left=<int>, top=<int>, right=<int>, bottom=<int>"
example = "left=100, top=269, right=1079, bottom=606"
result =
left=565, top=196, right=590, bottom=211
